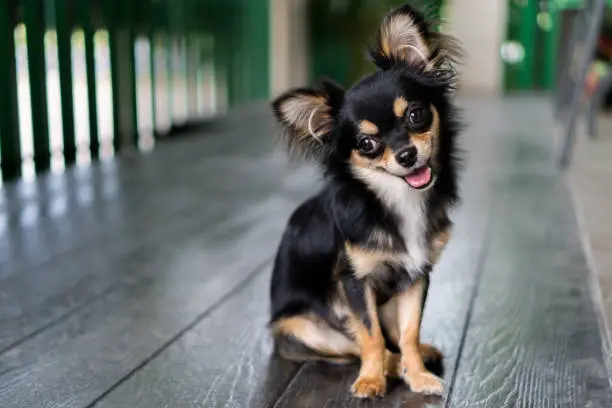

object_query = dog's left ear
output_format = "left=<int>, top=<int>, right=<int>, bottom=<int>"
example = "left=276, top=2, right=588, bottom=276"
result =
left=368, top=4, right=463, bottom=72
left=271, top=78, right=344, bottom=160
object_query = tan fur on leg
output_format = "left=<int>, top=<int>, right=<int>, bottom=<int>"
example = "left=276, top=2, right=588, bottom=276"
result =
left=397, top=279, right=444, bottom=395
left=272, top=313, right=359, bottom=361
left=384, top=344, right=442, bottom=378
left=347, top=286, right=387, bottom=399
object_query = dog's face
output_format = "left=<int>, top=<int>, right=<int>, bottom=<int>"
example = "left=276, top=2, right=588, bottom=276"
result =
left=341, top=73, right=441, bottom=190
left=272, top=4, right=463, bottom=191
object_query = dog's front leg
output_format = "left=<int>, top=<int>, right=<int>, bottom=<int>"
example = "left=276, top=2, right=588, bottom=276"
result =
left=340, top=272, right=387, bottom=399
left=396, top=276, right=444, bottom=395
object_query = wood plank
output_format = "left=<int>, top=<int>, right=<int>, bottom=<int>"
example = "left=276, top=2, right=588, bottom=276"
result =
left=0, top=191, right=271, bottom=354
left=92, top=270, right=302, bottom=408
left=0, top=110, right=278, bottom=273
left=0, top=148, right=301, bottom=287
left=0, top=119, right=314, bottom=353
left=447, top=172, right=612, bottom=407
left=0, top=104, right=267, bottom=221
left=0, top=191, right=307, bottom=408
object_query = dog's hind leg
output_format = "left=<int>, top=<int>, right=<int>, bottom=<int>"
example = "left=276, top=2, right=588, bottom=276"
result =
left=271, top=313, right=359, bottom=364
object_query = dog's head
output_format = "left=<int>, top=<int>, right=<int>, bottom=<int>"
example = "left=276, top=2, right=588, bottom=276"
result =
left=272, top=4, right=463, bottom=191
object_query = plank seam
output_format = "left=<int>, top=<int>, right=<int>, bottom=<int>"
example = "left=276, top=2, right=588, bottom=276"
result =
left=84, top=257, right=274, bottom=408
left=444, top=206, right=496, bottom=408
left=0, top=282, right=121, bottom=358
left=269, top=364, right=307, bottom=408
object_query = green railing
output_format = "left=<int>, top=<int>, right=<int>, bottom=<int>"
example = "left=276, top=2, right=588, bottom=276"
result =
left=0, top=0, right=270, bottom=182
left=502, top=0, right=612, bottom=93
left=555, top=0, right=612, bottom=9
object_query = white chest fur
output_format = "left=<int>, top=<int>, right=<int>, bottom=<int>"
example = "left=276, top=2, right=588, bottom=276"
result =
left=353, top=167, right=429, bottom=273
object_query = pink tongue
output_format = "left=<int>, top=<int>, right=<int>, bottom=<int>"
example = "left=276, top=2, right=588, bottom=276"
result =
left=404, top=167, right=432, bottom=188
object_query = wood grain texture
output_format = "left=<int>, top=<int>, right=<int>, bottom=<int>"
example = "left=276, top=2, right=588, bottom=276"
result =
left=0, top=107, right=319, bottom=407
left=446, top=99, right=612, bottom=407
left=0, top=154, right=311, bottom=354
left=0, top=110, right=281, bottom=276
left=0, top=196, right=300, bottom=408
left=93, top=270, right=303, bottom=408
left=0, top=109, right=316, bottom=354
left=447, top=174, right=612, bottom=408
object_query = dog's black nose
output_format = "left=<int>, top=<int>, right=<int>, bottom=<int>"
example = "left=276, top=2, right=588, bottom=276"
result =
left=396, top=146, right=417, bottom=168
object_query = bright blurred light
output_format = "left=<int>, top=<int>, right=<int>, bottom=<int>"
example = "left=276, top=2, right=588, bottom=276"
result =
left=500, top=41, right=525, bottom=65
left=537, top=12, right=553, bottom=31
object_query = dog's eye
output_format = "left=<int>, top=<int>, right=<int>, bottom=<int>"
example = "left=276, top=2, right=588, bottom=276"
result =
left=357, top=137, right=379, bottom=154
left=407, top=105, right=430, bottom=127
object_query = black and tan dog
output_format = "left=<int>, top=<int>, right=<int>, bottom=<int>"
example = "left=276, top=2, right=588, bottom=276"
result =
left=268, top=3, right=464, bottom=399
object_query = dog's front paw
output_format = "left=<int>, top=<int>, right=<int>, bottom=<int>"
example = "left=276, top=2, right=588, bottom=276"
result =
left=401, top=370, right=444, bottom=396
left=351, top=375, right=387, bottom=399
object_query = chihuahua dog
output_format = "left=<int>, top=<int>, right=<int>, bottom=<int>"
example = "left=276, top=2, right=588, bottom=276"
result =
left=268, top=3, right=464, bottom=399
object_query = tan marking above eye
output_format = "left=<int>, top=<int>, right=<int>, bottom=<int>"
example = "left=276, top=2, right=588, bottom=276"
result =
left=393, top=97, right=408, bottom=118
left=359, top=120, right=379, bottom=135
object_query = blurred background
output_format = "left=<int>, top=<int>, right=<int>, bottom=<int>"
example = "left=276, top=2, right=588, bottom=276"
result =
left=0, top=0, right=611, bottom=184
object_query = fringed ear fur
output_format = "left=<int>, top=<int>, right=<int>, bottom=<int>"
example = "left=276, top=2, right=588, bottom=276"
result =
left=368, top=4, right=464, bottom=74
left=271, top=79, right=344, bottom=161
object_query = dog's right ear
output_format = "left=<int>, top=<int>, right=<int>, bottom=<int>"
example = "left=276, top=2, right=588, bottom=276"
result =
left=271, top=78, right=344, bottom=160
left=368, top=4, right=463, bottom=74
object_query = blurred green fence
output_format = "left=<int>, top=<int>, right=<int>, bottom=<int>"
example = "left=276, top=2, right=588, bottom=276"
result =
left=0, top=0, right=269, bottom=182
left=502, top=0, right=612, bottom=92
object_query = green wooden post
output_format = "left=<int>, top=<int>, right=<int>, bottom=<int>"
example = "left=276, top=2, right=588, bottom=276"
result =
left=185, top=0, right=199, bottom=119
left=242, top=0, right=269, bottom=101
left=308, top=0, right=351, bottom=87
left=207, top=2, right=229, bottom=108
left=55, top=0, right=77, bottom=164
left=0, top=0, right=22, bottom=180
left=103, top=0, right=138, bottom=152
left=176, top=0, right=189, bottom=120
left=221, top=1, right=244, bottom=107
left=217, top=4, right=237, bottom=107
left=148, top=33, right=157, bottom=136
left=517, top=0, right=538, bottom=90
left=148, top=0, right=158, bottom=135
left=24, top=0, right=51, bottom=172
left=76, top=0, right=100, bottom=158
left=220, top=2, right=240, bottom=106
left=165, top=0, right=174, bottom=125
left=128, top=0, right=138, bottom=143
left=234, top=2, right=249, bottom=105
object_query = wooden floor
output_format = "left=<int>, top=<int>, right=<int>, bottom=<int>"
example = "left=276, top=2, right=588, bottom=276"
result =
left=0, top=96, right=611, bottom=408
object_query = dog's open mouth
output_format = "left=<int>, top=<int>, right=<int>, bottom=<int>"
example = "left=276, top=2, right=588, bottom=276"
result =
left=403, top=165, right=433, bottom=189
